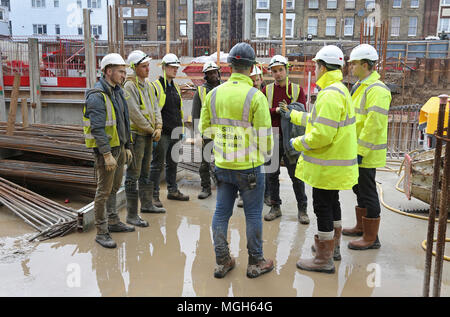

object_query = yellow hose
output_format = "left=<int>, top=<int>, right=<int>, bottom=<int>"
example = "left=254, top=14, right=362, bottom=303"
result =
left=421, top=239, right=450, bottom=262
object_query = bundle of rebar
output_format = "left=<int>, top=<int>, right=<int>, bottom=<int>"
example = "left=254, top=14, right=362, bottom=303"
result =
left=0, top=176, right=78, bottom=242
left=0, top=123, right=86, bottom=144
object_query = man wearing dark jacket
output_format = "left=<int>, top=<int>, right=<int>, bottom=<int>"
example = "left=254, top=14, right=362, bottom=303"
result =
left=192, top=61, right=222, bottom=199
left=83, top=53, right=135, bottom=249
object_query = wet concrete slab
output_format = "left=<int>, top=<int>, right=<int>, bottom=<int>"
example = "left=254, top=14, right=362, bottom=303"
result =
left=0, top=169, right=449, bottom=297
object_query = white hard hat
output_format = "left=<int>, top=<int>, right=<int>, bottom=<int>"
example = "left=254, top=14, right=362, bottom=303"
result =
left=162, top=53, right=181, bottom=67
left=312, top=45, right=345, bottom=67
left=202, top=61, right=220, bottom=73
left=348, top=44, right=379, bottom=63
left=101, top=53, right=127, bottom=71
left=127, top=50, right=152, bottom=69
left=268, top=55, right=288, bottom=69
left=250, top=65, right=262, bottom=77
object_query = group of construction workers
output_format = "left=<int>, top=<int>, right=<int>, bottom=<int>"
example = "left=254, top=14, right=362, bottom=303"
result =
left=83, top=41, right=391, bottom=279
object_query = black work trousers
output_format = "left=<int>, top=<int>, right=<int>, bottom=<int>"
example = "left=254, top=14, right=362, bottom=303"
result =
left=352, top=167, right=381, bottom=218
left=312, top=188, right=342, bottom=233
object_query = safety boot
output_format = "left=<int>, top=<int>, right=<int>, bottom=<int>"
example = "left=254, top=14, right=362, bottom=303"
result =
left=167, top=190, right=190, bottom=201
left=214, top=256, right=236, bottom=279
left=264, top=195, right=272, bottom=207
left=312, top=227, right=342, bottom=261
left=297, top=204, right=310, bottom=225
left=95, top=233, right=117, bottom=249
left=348, top=217, right=381, bottom=250
left=140, top=183, right=166, bottom=213
left=247, top=258, right=274, bottom=278
left=342, top=206, right=366, bottom=236
left=297, top=235, right=335, bottom=274
left=126, top=189, right=149, bottom=228
left=106, top=194, right=135, bottom=233
left=153, top=193, right=163, bottom=208
left=198, top=187, right=212, bottom=200
left=264, top=205, right=282, bottom=221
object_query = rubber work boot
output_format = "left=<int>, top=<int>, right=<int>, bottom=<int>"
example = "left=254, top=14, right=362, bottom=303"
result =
left=348, top=217, right=381, bottom=250
left=214, top=256, right=236, bottom=279
left=106, top=194, right=135, bottom=232
left=311, top=227, right=342, bottom=261
left=264, top=205, right=282, bottom=221
left=167, top=190, right=190, bottom=201
left=264, top=195, right=272, bottom=207
left=95, top=233, right=117, bottom=249
left=126, top=190, right=149, bottom=228
left=247, top=258, right=274, bottom=278
left=297, top=204, right=310, bottom=225
left=153, top=193, right=163, bottom=208
left=198, top=187, right=212, bottom=200
left=140, top=183, right=166, bottom=213
left=342, top=206, right=366, bottom=236
left=237, top=198, right=244, bottom=208
left=297, top=235, right=335, bottom=274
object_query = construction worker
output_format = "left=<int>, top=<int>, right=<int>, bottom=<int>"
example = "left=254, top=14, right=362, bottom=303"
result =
left=343, top=44, right=392, bottom=250
left=124, top=50, right=166, bottom=229
left=199, top=42, right=274, bottom=279
left=283, top=45, right=358, bottom=273
left=150, top=53, right=189, bottom=208
left=83, top=53, right=135, bottom=249
left=192, top=61, right=222, bottom=200
left=262, top=55, right=309, bottom=224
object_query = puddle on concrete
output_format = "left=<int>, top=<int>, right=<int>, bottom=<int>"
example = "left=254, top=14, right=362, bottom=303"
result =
left=0, top=174, right=449, bottom=297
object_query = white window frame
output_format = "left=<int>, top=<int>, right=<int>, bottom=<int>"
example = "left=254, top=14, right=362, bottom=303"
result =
left=88, top=0, right=101, bottom=9
left=327, top=0, right=337, bottom=9
left=309, top=0, right=319, bottom=9
left=0, top=9, right=4, bottom=22
left=391, top=16, right=401, bottom=36
left=345, top=0, right=356, bottom=9
left=408, top=16, right=417, bottom=36
left=281, top=0, right=295, bottom=10
left=440, top=18, right=450, bottom=32
left=344, top=17, right=354, bottom=36
left=308, top=17, right=318, bottom=36
left=179, top=19, right=187, bottom=37
left=33, top=24, right=47, bottom=35
left=256, top=0, right=270, bottom=10
left=280, top=13, right=295, bottom=38
left=410, top=0, right=419, bottom=8
left=326, top=17, right=336, bottom=36
left=32, top=0, right=46, bottom=8
left=393, top=0, right=402, bottom=8
left=255, top=13, right=271, bottom=38
left=91, top=24, right=102, bottom=36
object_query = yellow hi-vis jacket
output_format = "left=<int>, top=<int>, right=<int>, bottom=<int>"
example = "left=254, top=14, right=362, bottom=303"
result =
left=290, top=70, right=358, bottom=190
left=199, top=73, right=273, bottom=170
left=198, top=86, right=207, bottom=106
left=151, top=79, right=185, bottom=131
left=83, top=92, right=120, bottom=149
left=352, top=71, right=391, bottom=168
left=265, top=81, right=301, bottom=107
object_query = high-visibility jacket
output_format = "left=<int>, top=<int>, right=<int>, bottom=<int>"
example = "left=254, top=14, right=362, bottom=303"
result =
left=151, top=79, right=185, bottom=131
left=199, top=73, right=273, bottom=170
left=352, top=71, right=391, bottom=168
left=198, top=86, right=208, bottom=106
left=265, top=81, right=300, bottom=107
left=83, top=92, right=120, bottom=149
left=290, top=70, right=358, bottom=190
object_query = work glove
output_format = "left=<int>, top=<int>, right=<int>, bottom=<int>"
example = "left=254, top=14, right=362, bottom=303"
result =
left=125, top=149, right=133, bottom=166
left=357, top=155, right=363, bottom=165
left=152, top=128, right=162, bottom=142
left=288, top=138, right=296, bottom=152
left=103, top=152, right=117, bottom=172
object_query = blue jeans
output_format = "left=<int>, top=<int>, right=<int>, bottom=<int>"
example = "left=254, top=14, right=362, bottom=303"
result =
left=213, top=165, right=265, bottom=264
left=149, top=133, right=180, bottom=194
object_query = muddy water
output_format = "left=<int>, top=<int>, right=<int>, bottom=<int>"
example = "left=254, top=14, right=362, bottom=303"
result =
left=0, top=172, right=449, bottom=297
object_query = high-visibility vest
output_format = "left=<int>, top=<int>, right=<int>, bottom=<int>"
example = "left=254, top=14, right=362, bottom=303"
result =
left=199, top=73, right=273, bottom=170
left=126, top=78, right=157, bottom=134
left=265, top=82, right=300, bottom=107
left=83, top=92, right=120, bottom=149
left=352, top=71, right=391, bottom=168
left=290, top=70, right=358, bottom=190
left=198, top=86, right=207, bottom=106
left=152, top=79, right=184, bottom=130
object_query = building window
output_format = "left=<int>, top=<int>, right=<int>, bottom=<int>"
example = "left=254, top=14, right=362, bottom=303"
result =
left=326, top=17, right=336, bottom=36
left=77, top=0, right=82, bottom=8
left=440, top=18, right=450, bottom=32
left=180, top=19, right=186, bottom=37
left=391, top=16, right=401, bottom=36
left=308, top=17, right=318, bottom=35
left=33, top=24, right=47, bottom=35
left=157, top=1, right=165, bottom=18
left=124, top=19, right=147, bottom=37
left=327, top=0, right=337, bottom=9
left=54, top=0, right=59, bottom=7
left=280, top=13, right=295, bottom=38
left=256, top=14, right=270, bottom=37
left=344, top=17, right=354, bottom=36
left=157, top=25, right=166, bottom=41
left=442, top=0, right=450, bottom=5
left=1, top=0, right=10, bottom=11
left=309, top=0, right=319, bottom=9
left=78, top=25, right=83, bottom=35
left=393, top=0, right=402, bottom=8
left=91, top=25, right=102, bottom=36
left=345, top=0, right=355, bottom=9
left=408, top=17, right=417, bottom=36
left=0, top=9, right=4, bottom=21
left=256, top=0, right=270, bottom=9
left=55, top=24, right=60, bottom=35
left=410, top=0, right=419, bottom=8
left=87, top=0, right=101, bottom=9
left=365, top=0, right=375, bottom=9
left=31, top=0, right=46, bottom=8
left=281, top=0, right=295, bottom=10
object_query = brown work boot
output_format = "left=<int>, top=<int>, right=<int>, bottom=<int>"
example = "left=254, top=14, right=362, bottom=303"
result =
left=247, top=258, right=274, bottom=278
left=342, top=206, right=366, bottom=237
left=297, top=235, right=335, bottom=274
left=167, top=190, right=190, bottom=201
left=264, top=205, right=282, bottom=221
left=214, top=256, right=236, bottom=279
left=311, top=227, right=342, bottom=261
left=348, top=217, right=381, bottom=250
